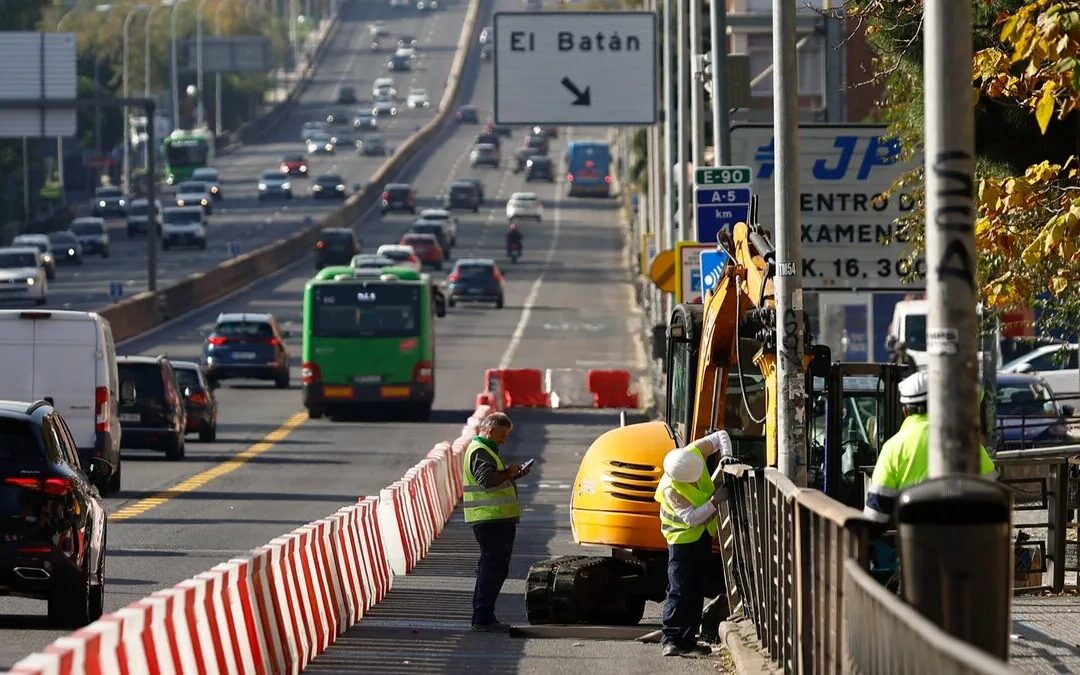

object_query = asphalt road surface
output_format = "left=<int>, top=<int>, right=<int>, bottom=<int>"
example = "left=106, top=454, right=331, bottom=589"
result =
left=0, top=0, right=643, bottom=666
left=39, top=0, right=463, bottom=311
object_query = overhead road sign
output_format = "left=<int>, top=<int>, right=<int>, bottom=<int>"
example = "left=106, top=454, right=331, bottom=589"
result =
left=493, top=12, right=657, bottom=126
left=674, top=241, right=713, bottom=304
left=0, top=32, right=76, bottom=138
left=731, top=124, right=922, bottom=291
left=695, top=165, right=753, bottom=244
left=181, top=36, right=271, bottom=73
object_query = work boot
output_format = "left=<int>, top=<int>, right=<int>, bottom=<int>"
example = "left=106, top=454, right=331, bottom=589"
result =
left=683, top=643, right=713, bottom=656
left=662, top=644, right=686, bottom=657
left=471, top=620, right=510, bottom=633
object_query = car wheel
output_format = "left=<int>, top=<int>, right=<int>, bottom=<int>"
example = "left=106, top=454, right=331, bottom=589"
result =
left=107, top=458, right=122, bottom=494
left=308, top=407, right=324, bottom=420
left=411, top=401, right=432, bottom=421
left=102, top=247, right=110, bottom=258
left=46, top=268, right=55, bottom=280
left=473, top=207, right=479, bottom=213
left=198, top=425, right=217, bottom=443
left=495, top=296, right=504, bottom=309
left=165, top=433, right=185, bottom=461
left=275, top=369, right=290, bottom=389
left=89, top=531, right=105, bottom=622
left=48, top=555, right=93, bottom=628
left=199, top=239, right=207, bottom=250
left=447, top=296, right=456, bottom=308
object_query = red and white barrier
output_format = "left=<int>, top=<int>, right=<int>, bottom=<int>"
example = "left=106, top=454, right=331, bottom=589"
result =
left=481, top=368, right=640, bottom=410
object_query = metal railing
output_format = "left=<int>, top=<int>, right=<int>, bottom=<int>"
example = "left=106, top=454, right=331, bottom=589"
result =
left=994, top=443, right=1080, bottom=592
left=843, top=560, right=1015, bottom=675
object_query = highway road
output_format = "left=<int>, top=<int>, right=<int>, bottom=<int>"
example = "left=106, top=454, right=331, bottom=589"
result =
left=38, top=0, right=465, bottom=312
left=0, top=0, right=643, bottom=666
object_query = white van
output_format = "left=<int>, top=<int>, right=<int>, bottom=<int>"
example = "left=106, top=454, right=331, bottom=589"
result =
left=889, top=299, right=1001, bottom=369
left=0, top=310, right=123, bottom=493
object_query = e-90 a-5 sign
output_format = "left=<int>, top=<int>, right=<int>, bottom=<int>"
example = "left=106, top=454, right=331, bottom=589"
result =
left=494, top=12, right=657, bottom=126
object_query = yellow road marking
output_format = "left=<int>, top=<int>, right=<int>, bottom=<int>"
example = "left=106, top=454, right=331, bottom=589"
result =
left=110, top=412, right=308, bottom=522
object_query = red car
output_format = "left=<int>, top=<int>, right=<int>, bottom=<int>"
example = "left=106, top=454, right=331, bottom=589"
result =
left=279, top=153, right=309, bottom=177
left=400, top=233, right=444, bottom=270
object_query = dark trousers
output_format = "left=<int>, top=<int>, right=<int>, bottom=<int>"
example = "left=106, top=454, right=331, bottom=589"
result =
left=661, top=533, right=712, bottom=647
left=471, top=520, right=517, bottom=625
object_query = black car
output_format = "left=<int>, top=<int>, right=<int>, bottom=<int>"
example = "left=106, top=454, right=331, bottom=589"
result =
left=398, top=35, right=418, bottom=49
left=381, top=183, right=417, bottom=214
left=388, top=54, right=411, bottom=71
left=512, top=147, right=542, bottom=173
left=92, top=186, right=126, bottom=218
left=353, top=109, right=378, bottom=130
left=326, top=108, right=351, bottom=126
left=532, top=125, right=559, bottom=139
left=475, top=132, right=501, bottom=149
left=456, top=105, right=479, bottom=123
left=312, top=173, right=348, bottom=199
left=49, top=231, right=83, bottom=265
left=446, top=258, right=504, bottom=308
left=407, top=221, right=451, bottom=256
left=446, top=181, right=481, bottom=212
left=69, top=218, right=111, bottom=258
left=480, top=43, right=492, bottom=61
left=173, top=361, right=218, bottom=442
left=202, top=312, right=291, bottom=388
left=488, top=124, right=512, bottom=138
left=356, top=134, right=387, bottom=156
left=315, top=228, right=361, bottom=269
left=0, top=401, right=106, bottom=627
left=524, top=134, right=550, bottom=155
left=525, top=155, right=555, bottom=182
left=459, top=176, right=486, bottom=202
left=337, top=86, right=358, bottom=104
left=117, top=355, right=188, bottom=461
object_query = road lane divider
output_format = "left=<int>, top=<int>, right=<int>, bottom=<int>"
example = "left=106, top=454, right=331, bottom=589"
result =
left=109, top=411, right=308, bottom=522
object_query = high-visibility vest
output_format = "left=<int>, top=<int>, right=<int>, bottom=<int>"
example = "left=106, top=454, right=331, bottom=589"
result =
left=654, top=444, right=719, bottom=545
left=462, top=437, right=521, bottom=523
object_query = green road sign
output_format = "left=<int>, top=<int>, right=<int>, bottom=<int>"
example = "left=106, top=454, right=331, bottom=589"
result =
left=695, top=165, right=752, bottom=186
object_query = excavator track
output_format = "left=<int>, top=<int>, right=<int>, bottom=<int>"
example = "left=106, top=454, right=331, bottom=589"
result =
left=526, top=555, right=647, bottom=625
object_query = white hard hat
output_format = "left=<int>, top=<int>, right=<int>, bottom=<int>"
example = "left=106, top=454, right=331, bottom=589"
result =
left=899, top=371, right=928, bottom=405
left=663, top=448, right=704, bottom=483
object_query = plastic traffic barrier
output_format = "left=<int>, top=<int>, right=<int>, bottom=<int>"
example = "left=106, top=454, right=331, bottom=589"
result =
left=545, top=368, right=595, bottom=408
left=587, top=369, right=640, bottom=409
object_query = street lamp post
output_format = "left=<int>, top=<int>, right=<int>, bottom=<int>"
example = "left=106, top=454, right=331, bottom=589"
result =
left=146, top=2, right=175, bottom=170
left=213, top=0, right=241, bottom=134
left=123, top=5, right=150, bottom=194
left=196, top=0, right=212, bottom=127
left=171, top=0, right=190, bottom=130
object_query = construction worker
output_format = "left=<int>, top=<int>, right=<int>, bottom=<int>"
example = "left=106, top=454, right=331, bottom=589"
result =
left=655, top=429, right=732, bottom=657
left=463, top=412, right=531, bottom=632
left=864, top=371, right=997, bottom=524
left=889, top=340, right=918, bottom=374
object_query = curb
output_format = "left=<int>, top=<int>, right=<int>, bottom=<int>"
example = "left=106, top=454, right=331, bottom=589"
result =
left=719, top=619, right=781, bottom=674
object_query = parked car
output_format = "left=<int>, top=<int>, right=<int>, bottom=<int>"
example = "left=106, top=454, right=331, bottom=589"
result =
left=11, top=234, right=56, bottom=279
left=445, top=258, right=504, bottom=308
left=381, top=183, right=416, bottom=214
left=0, top=247, right=48, bottom=305
left=161, top=206, right=208, bottom=250
left=400, top=233, right=444, bottom=269
left=92, top=186, right=126, bottom=218
left=446, top=180, right=481, bottom=212
left=69, top=217, right=111, bottom=257
left=315, top=228, right=361, bottom=269
left=0, top=400, right=106, bottom=627
left=171, top=361, right=218, bottom=442
left=0, top=309, right=123, bottom=493
left=48, top=231, right=83, bottom=265
left=312, top=173, right=348, bottom=199
left=191, top=167, right=223, bottom=200
left=258, top=170, right=293, bottom=200
left=995, top=373, right=1076, bottom=449
left=1002, top=343, right=1079, bottom=397
left=117, top=354, right=188, bottom=460
left=202, top=313, right=291, bottom=388
left=124, top=198, right=163, bottom=238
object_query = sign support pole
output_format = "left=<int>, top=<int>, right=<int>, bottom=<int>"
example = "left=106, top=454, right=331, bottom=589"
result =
left=677, top=0, right=692, bottom=242
left=772, top=0, right=806, bottom=486
left=689, top=0, right=705, bottom=168
left=663, top=0, right=676, bottom=253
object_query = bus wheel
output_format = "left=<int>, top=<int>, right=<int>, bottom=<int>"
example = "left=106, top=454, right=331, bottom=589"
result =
left=412, top=402, right=432, bottom=421
left=308, top=407, right=324, bottom=420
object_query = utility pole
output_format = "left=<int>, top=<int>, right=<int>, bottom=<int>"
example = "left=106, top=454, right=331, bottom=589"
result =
left=661, top=0, right=675, bottom=252
left=22, top=138, right=31, bottom=221
left=710, top=0, right=731, bottom=165
left=924, top=0, right=979, bottom=476
left=676, top=0, right=691, bottom=242
left=822, top=0, right=845, bottom=122
left=689, top=0, right=705, bottom=168
left=146, top=100, right=159, bottom=293
left=772, top=0, right=807, bottom=486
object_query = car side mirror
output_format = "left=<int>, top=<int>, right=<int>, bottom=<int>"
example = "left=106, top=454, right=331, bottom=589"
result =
left=1061, top=404, right=1074, bottom=417
left=120, top=381, right=136, bottom=405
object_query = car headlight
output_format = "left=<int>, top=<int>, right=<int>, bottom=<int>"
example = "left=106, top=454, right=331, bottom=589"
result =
left=98, top=200, right=107, bottom=207
left=336, top=184, right=345, bottom=191
left=325, top=144, right=333, bottom=152
left=119, top=199, right=126, bottom=206
left=42, top=254, right=52, bottom=263
left=300, top=165, right=308, bottom=172
left=177, top=199, right=186, bottom=205
left=201, top=198, right=208, bottom=206
left=313, top=184, right=323, bottom=191
left=67, top=248, right=75, bottom=256
left=258, top=182, right=268, bottom=190
left=25, top=277, right=35, bottom=286
left=282, top=182, right=292, bottom=190
left=211, top=185, right=219, bottom=193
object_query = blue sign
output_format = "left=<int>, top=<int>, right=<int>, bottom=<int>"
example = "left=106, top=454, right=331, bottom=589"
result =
left=229, top=240, right=241, bottom=257
left=108, top=281, right=124, bottom=302
left=699, top=251, right=729, bottom=294
left=695, top=187, right=752, bottom=244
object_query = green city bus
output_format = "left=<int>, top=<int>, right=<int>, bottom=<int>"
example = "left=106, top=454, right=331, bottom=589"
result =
left=163, top=129, right=214, bottom=185
left=301, top=266, right=445, bottom=420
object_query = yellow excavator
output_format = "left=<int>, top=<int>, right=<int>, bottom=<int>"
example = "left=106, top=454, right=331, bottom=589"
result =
left=525, top=221, right=907, bottom=625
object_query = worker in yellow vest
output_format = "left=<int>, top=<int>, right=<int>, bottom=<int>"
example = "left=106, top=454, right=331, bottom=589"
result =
left=462, top=412, right=532, bottom=632
left=655, top=429, right=732, bottom=657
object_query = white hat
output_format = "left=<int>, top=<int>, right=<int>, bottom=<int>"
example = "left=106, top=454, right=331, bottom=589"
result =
left=663, top=448, right=704, bottom=483
left=899, top=371, right=928, bottom=405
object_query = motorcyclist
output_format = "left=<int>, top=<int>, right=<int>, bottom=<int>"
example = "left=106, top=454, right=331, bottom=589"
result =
left=506, top=222, right=523, bottom=254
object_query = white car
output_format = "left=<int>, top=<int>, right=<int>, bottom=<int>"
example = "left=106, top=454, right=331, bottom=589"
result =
left=505, top=192, right=543, bottom=221
left=306, top=131, right=336, bottom=155
left=396, top=46, right=417, bottom=61
left=376, top=244, right=422, bottom=273
left=417, top=0, right=439, bottom=10
left=389, top=0, right=409, bottom=6
left=161, top=206, right=207, bottom=250
left=1002, top=343, right=1079, bottom=396
left=373, top=95, right=398, bottom=116
left=372, top=78, right=397, bottom=99
left=191, top=167, right=223, bottom=200
left=407, top=88, right=431, bottom=109
left=0, top=247, right=47, bottom=305
left=417, top=208, right=458, bottom=245
left=301, top=120, right=328, bottom=141
left=174, top=181, right=213, bottom=214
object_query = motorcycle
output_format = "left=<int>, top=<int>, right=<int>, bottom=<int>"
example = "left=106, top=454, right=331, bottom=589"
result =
left=508, top=241, right=522, bottom=264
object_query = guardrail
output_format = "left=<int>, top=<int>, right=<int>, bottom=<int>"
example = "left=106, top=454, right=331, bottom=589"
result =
left=995, top=443, right=1080, bottom=592
left=843, top=560, right=1015, bottom=675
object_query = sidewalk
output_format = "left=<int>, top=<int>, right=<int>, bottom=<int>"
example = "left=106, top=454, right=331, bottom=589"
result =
left=304, top=409, right=732, bottom=673
left=1011, top=593, right=1080, bottom=673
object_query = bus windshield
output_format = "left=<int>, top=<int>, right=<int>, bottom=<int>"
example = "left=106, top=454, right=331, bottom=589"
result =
left=312, top=283, right=421, bottom=338
left=166, top=139, right=209, bottom=167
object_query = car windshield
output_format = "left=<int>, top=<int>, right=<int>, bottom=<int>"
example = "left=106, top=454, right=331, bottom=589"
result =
left=174, top=367, right=202, bottom=390
left=319, top=175, right=344, bottom=184
left=312, top=283, right=421, bottom=338
left=322, top=231, right=353, bottom=243
left=381, top=249, right=411, bottom=262
left=0, top=418, right=44, bottom=465
left=178, top=183, right=206, bottom=194
left=456, top=264, right=494, bottom=279
left=192, top=169, right=218, bottom=180
left=214, top=321, right=274, bottom=339
left=119, top=362, right=165, bottom=399
left=51, top=233, right=77, bottom=244
left=262, top=171, right=282, bottom=180
left=13, top=238, right=46, bottom=251
left=996, top=382, right=1057, bottom=417
left=96, top=187, right=121, bottom=197
left=71, top=222, right=103, bottom=235
left=0, top=252, right=37, bottom=268
left=164, top=210, right=201, bottom=225
left=128, top=202, right=150, bottom=216
left=284, top=155, right=303, bottom=162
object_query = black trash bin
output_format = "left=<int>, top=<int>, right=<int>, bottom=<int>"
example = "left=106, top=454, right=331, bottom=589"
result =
left=897, top=475, right=1012, bottom=659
